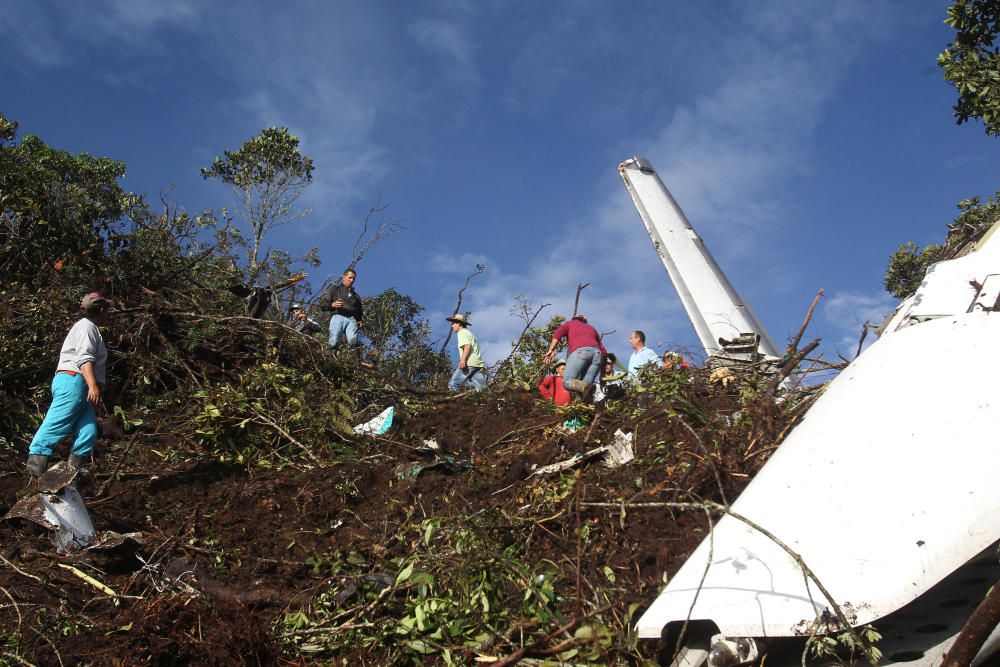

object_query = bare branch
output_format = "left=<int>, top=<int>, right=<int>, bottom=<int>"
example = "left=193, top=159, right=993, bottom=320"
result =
left=572, top=282, right=590, bottom=318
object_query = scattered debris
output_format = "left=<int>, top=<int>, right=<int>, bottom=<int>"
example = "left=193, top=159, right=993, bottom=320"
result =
left=353, top=406, right=394, bottom=436
left=5, top=485, right=95, bottom=551
left=604, top=429, right=635, bottom=467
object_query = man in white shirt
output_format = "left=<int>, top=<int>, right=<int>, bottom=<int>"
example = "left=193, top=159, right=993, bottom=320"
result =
left=627, top=330, right=660, bottom=379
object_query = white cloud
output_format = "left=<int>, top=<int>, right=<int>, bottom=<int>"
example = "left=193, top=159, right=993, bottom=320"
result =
left=5, top=0, right=199, bottom=66
left=442, top=0, right=901, bottom=366
left=408, top=18, right=479, bottom=87
left=822, top=289, right=897, bottom=354
left=642, top=1, right=893, bottom=261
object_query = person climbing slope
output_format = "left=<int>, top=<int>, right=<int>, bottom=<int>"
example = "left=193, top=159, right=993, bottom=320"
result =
left=26, top=292, right=113, bottom=476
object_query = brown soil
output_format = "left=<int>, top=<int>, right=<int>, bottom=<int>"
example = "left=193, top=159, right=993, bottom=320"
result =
left=0, top=380, right=788, bottom=666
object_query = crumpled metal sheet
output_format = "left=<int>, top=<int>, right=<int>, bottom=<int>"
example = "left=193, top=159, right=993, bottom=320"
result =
left=5, top=484, right=96, bottom=552
left=37, top=461, right=79, bottom=493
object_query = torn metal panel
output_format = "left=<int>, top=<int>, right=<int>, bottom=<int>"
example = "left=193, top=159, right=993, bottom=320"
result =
left=5, top=484, right=96, bottom=552
left=37, top=461, right=79, bottom=493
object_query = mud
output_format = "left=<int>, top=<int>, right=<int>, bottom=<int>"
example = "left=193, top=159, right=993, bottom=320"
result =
left=0, top=381, right=788, bottom=665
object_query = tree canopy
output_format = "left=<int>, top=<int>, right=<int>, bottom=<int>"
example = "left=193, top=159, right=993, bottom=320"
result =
left=201, top=127, right=316, bottom=284
left=939, top=0, right=1000, bottom=135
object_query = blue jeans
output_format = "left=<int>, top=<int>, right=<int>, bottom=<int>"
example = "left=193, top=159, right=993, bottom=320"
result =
left=449, top=366, right=486, bottom=392
left=328, top=314, right=359, bottom=350
left=565, top=346, right=602, bottom=385
left=29, top=372, right=98, bottom=457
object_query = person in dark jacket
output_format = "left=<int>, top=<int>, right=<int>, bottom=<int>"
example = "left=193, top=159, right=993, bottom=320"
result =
left=321, top=268, right=364, bottom=355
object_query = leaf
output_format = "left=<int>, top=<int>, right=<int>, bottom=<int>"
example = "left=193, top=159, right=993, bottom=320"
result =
left=396, top=561, right=414, bottom=585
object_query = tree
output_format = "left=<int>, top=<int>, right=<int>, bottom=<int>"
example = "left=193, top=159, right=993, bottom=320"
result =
left=0, top=112, right=136, bottom=283
left=883, top=241, right=943, bottom=299
left=882, top=190, right=1000, bottom=298
left=503, top=311, right=566, bottom=389
left=361, top=288, right=451, bottom=384
left=939, top=0, right=1000, bottom=135
left=201, top=127, right=317, bottom=284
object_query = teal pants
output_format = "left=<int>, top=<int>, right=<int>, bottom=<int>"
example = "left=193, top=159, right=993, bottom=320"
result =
left=28, top=372, right=98, bottom=457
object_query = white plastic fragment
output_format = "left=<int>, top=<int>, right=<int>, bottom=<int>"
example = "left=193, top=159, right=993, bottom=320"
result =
left=604, top=429, right=635, bottom=468
left=353, top=406, right=394, bottom=436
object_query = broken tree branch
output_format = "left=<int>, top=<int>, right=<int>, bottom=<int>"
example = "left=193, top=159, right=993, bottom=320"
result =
left=788, top=288, right=823, bottom=354
left=764, top=338, right=820, bottom=397
left=572, top=282, right=590, bottom=318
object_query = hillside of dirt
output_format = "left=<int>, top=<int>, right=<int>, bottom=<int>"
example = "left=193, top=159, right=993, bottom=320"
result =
left=0, top=367, right=800, bottom=666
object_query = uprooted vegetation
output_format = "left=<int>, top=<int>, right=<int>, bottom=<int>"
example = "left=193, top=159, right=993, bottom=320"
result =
left=14, top=107, right=991, bottom=665
left=0, top=111, right=824, bottom=666
left=0, top=344, right=809, bottom=666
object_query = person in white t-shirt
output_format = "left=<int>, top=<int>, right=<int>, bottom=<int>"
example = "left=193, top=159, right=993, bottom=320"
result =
left=26, top=292, right=113, bottom=477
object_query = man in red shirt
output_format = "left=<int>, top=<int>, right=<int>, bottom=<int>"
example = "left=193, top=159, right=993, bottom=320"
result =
left=538, top=358, right=571, bottom=406
left=543, top=315, right=605, bottom=403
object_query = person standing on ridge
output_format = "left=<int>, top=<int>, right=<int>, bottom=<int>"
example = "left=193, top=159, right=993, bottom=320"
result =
left=627, top=330, right=660, bottom=378
left=543, top=314, right=604, bottom=403
left=322, top=268, right=364, bottom=359
left=446, top=313, right=487, bottom=391
left=26, top=292, right=114, bottom=476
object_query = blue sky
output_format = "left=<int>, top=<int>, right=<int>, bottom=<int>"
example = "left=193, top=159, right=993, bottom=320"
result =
left=6, top=0, right=1000, bottom=367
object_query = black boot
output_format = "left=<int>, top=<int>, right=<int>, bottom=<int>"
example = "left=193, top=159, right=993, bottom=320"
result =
left=25, top=454, right=49, bottom=477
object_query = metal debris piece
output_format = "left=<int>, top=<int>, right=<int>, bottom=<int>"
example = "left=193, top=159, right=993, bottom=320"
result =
left=5, top=484, right=96, bottom=552
left=394, top=453, right=472, bottom=481
left=38, top=461, right=79, bottom=493
left=88, top=531, right=144, bottom=550
left=527, top=446, right=611, bottom=478
left=353, top=406, right=394, bottom=436
left=529, top=430, right=636, bottom=478
left=604, top=429, right=635, bottom=468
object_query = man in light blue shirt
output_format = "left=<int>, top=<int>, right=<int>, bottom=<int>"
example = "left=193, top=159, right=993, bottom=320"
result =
left=627, top=330, right=660, bottom=377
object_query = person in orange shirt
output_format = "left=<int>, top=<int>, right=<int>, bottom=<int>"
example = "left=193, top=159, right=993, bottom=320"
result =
left=538, top=358, right=571, bottom=406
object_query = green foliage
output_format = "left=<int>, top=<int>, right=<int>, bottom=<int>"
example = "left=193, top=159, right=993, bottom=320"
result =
left=0, top=111, right=138, bottom=284
left=883, top=242, right=943, bottom=299
left=191, top=360, right=354, bottom=463
left=883, top=191, right=1000, bottom=299
left=805, top=624, right=882, bottom=665
left=279, top=514, right=597, bottom=664
left=505, top=311, right=566, bottom=389
left=201, top=127, right=316, bottom=284
left=948, top=189, right=1000, bottom=247
left=361, top=288, right=451, bottom=384
left=632, top=364, right=687, bottom=404
left=939, top=0, right=1000, bottom=135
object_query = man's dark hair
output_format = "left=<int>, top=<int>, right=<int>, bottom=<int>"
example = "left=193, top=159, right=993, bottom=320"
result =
left=606, top=353, right=616, bottom=363
left=633, top=330, right=646, bottom=344
left=343, top=268, right=357, bottom=277
left=82, top=303, right=109, bottom=317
